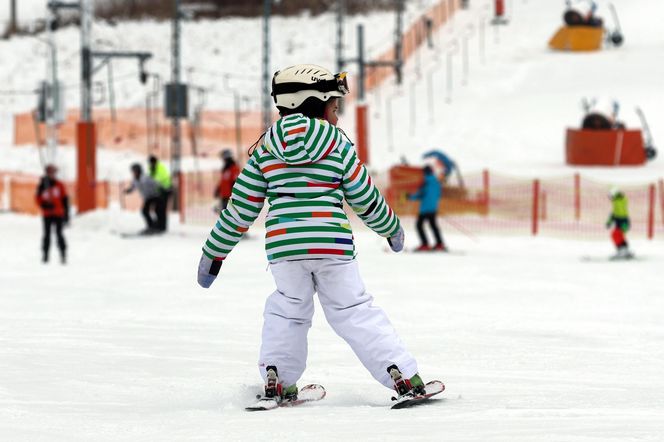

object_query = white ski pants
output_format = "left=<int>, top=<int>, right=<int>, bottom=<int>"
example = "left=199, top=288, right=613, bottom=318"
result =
left=258, top=259, right=418, bottom=389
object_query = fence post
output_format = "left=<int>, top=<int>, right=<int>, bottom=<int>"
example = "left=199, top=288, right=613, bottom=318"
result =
left=574, top=172, right=581, bottom=221
left=179, top=171, right=186, bottom=224
left=482, top=169, right=490, bottom=215
left=119, top=182, right=125, bottom=210
left=648, top=183, right=655, bottom=239
left=1, top=175, right=9, bottom=211
left=659, top=179, right=664, bottom=226
left=531, top=179, right=540, bottom=235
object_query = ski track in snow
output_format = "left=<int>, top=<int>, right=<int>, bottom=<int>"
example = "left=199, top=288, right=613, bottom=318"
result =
left=1, top=210, right=663, bottom=441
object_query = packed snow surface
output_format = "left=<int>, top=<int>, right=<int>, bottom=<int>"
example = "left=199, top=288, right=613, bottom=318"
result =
left=1, top=211, right=663, bottom=441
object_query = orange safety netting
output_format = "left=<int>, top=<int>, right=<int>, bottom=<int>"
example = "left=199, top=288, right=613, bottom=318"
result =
left=177, top=168, right=664, bottom=241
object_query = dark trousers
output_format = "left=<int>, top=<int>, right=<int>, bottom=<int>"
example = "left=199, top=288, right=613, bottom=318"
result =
left=142, top=197, right=160, bottom=230
left=416, top=212, right=444, bottom=247
left=155, top=189, right=171, bottom=231
left=42, top=216, right=66, bottom=259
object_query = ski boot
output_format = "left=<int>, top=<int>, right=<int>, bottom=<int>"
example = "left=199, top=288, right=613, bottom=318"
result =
left=387, top=364, right=426, bottom=400
left=433, top=243, right=447, bottom=252
left=248, top=366, right=298, bottom=410
left=414, top=245, right=431, bottom=252
left=263, top=367, right=298, bottom=401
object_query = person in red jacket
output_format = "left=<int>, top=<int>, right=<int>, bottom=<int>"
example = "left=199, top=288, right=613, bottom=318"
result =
left=214, top=149, right=240, bottom=212
left=35, top=164, right=69, bottom=263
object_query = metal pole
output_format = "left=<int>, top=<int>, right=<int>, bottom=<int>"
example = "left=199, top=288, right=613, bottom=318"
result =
left=446, top=48, right=453, bottom=103
left=357, top=24, right=365, bottom=101
left=171, top=0, right=182, bottom=209
left=479, top=15, right=486, bottom=65
left=81, top=0, right=92, bottom=122
left=336, top=0, right=345, bottom=73
left=462, top=33, right=469, bottom=86
left=46, top=8, right=59, bottom=162
left=234, top=92, right=242, bottom=163
left=409, top=81, right=416, bottom=135
left=336, top=0, right=345, bottom=114
left=394, top=0, right=404, bottom=84
left=427, top=69, right=434, bottom=124
left=262, top=0, right=272, bottom=130
left=9, top=0, right=17, bottom=35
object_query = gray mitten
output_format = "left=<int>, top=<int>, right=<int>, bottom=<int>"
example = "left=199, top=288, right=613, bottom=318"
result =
left=197, top=253, right=222, bottom=288
left=387, top=226, right=405, bottom=253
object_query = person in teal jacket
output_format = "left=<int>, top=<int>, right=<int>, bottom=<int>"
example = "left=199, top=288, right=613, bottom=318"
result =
left=408, top=165, right=445, bottom=251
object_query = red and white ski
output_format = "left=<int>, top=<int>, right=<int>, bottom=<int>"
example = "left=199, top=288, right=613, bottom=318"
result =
left=391, top=380, right=445, bottom=409
left=245, top=384, right=326, bottom=411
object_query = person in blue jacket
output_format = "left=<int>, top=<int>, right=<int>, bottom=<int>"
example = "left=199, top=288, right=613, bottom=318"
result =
left=408, top=165, right=446, bottom=251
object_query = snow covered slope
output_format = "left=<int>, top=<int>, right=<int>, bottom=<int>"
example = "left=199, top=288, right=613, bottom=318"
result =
left=365, top=0, right=664, bottom=181
left=1, top=212, right=663, bottom=441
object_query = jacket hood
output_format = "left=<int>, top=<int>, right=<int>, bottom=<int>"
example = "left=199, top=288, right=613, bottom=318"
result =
left=263, top=114, right=343, bottom=165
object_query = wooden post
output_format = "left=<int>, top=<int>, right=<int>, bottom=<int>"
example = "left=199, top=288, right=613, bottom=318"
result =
left=659, top=179, right=664, bottom=226
left=574, top=172, right=581, bottom=221
left=531, top=179, right=540, bottom=235
left=482, top=169, right=490, bottom=214
left=647, top=184, right=655, bottom=240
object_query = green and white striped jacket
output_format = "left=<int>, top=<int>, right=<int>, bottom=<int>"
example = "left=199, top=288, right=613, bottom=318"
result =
left=202, top=113, right=401, bottom=263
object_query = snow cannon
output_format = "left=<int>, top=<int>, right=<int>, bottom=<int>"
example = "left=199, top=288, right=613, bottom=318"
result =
left=565, top=107, right=655, bottom=166
left=549, top=2, right=623, bottom=51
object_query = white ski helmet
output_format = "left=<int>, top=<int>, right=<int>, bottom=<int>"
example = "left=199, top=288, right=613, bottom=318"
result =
left=271, top=64, right=349, bottom=109
left=608, top=186, right=621, bottom=198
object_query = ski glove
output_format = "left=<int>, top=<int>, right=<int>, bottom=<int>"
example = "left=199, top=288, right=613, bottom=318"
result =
left=197, top=253, right=222, bottom=288
left=387, top=226, right=405, bottom=253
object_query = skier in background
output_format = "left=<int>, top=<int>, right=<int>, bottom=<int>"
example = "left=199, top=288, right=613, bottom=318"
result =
left=214, top=149, right=240, bottom=212
left=408, top=165, right=446, bottom=252
left=197, top=64, right=428, bottom=407
left=125, top=163, right=161, bottom=235
left=148, top=155, right=172, bottom=232
left=606, top=186, right=633, bottom=259
left=35, top=164, right=69, bottom=264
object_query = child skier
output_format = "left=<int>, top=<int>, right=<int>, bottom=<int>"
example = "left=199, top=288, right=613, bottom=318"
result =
left=197, top=64, right=427, bottom=406
left=408, top=165, right=446, bottom=251
left=606, top=186, right=633, bottom=259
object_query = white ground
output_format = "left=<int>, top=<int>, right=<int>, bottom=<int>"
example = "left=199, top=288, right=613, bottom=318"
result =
left=1, top=211, right=663, bottom=441
left=2, top=1, right=664, bottom=440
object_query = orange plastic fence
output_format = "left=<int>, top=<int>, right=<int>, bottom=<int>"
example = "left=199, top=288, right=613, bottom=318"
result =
left=0, top=172, right=110, bottom=215
left=366, top=0, right=458, bottom=91
left=14, top=108, right=266, bottom=163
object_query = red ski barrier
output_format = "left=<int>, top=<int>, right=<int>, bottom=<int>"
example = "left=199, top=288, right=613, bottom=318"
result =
left=566, top=128, right=646, bottom=166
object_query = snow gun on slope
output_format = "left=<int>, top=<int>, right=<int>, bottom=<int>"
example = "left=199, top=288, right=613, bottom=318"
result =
left=550, top=1, right=623, bottom=51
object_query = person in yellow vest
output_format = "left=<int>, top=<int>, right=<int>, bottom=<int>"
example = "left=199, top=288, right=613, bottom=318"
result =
left=148, top=155, right=172, bottom=232
left=606, top=186, right=633, bottom=259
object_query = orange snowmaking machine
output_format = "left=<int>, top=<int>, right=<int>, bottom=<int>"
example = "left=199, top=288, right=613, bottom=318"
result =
left=549, top=1, right=623, bottom=51
left=565, top=104, right=657, bottom=166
